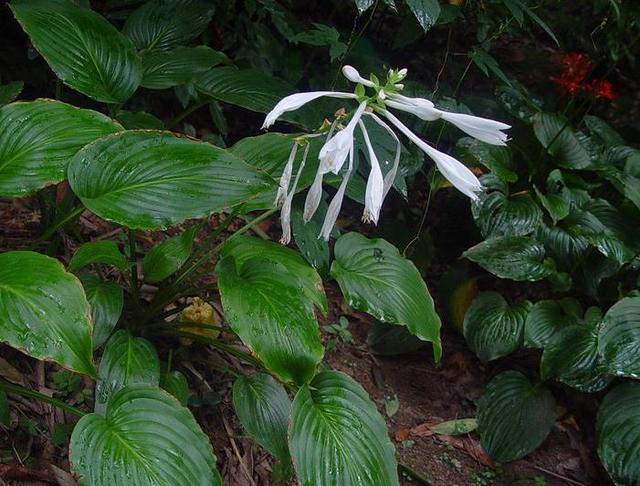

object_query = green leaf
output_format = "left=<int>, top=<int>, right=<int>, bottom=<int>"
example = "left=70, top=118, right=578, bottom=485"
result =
left=367, top=321, right=426, bottom=356
left=596, top=382, right=640, bottom=485
left=405, top=0, right=441, bottom=31
left=291, top=199, right=331, bottom=275
left=533, top=113, right=590, bottom=169
left=123, top=0, right=214, bottom=51
left=0, top=100, right=122, bottom=197
left=161, top=369, right=189, bottom=405
left=469, top=47, right=512, bottom=87
left=353, top=0, right=374, bottom=13
left=524, top=299, right=582, bottom=348
left=584, top=115, right=623, bottom=147
left=0, top=81, right=23, bottom=106
left=289, top=371, right=398, bottom=485
left=430, top=418, right=478, bottom=436
left=216, top=257, right=323, bottom=385
left=534, top=186, right=569, bottom=224
left=10, top=0, right=142, bottom=103
left=116, top=110, right=164, bottom=130
left=331, top=233, right=442, bottom=362
left=220, top=236, right=327, bottom=315
left=456, top=137, right=517, bottom=183
left=70, top=386, right=221, bottom=485
left=598, top=297, right=640, bottom=379
left=141, top=46, right=228, bottom=89
left=142, top=227, right=196, bottom=282
left=463, top=292, right=530, bottom=362
left=68, top=130, right=273, bottom=230
left=79, top=273, right=124, bottom=350
left=464, top=236, right=554, bottom=281
left=94, top=330, right=160, bottom=414
left=477, top=371, right=556, bottom=463
left=472, top=190, right=542, bottom=238
left=232, top=373, right=291, bottom=463
left=68, top=241, right=129, bottom=273
left=292, top=23, right=346, bottom=62
left=0, top=251, right=95, bottom=377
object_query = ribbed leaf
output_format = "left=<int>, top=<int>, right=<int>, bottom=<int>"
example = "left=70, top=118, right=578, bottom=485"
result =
left=477, top=371, right=556, bottom=463
left=216, top=257, right=323, bottom=385
left=472, top=190, right=542, bottom=238
left=68, top=241, right=129, bottom=273
left=233, top=373, right=291, bottom=463
left=537, top=222, right=590, bottom=269
left=116, top=110, right=164, bottom=130
left=289, top=371, right=398, bottom=485
left=524, top=299, right=582, bottom=348
left=291, top=199, right=332, bottom=275
left=70, top=386, right=221, bottom=486
left=463, top=292, right=530, bottom=362
left=0, top=100, right=122, bottom=197
left=0, top=251, right=95, bottom=376
left=533, top=113, right=590, bottom=169
left=10, top=0, right=142, bottom=103
left=161, top=370, right=189, bottom=406
left=598, top=297, right=640, bottom=378
left=123, top=0, right=214, bottom=50
left=79, top=273, right=123, bottom=350
left=464, top=236, right=554, bottom=281
left=597, top=383, right=640, bottom=485
left=456, top=137, right=516, bottom=183
left=94, top=330, right=160, bottom=414
left=142, top=46, right=228, bottom=89
left=331, top=232, right=442, bottom=361
left=0, top=81, right=23, bottom=106
left=142, top=227, right=196, bottom=282
left=534, top=186, right=569, bottom=224
left=367, top=321, right=426, bottom=356
left=67, top=130, right=273, bottom=230
left=405, top=0, right=441, bottom=31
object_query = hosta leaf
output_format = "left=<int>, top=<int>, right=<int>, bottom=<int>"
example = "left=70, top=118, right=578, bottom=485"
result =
left=123, top=0, right=214, bottom=50
left=70, top=386, right=221, bottom=486
left=596, top=383, right=640, bottom=485
left=472, top=190, right=542, bottom=238
left=463, top=292, right=530, bottom=362
left=537, top=222, right=590, bottom=269
left=533, top=113, right=590, bottom=169
left=216, top=257, right=323, bottom=385
left=0, top=251, right=95, bottom=376
left=524, top=299, right=582, bottom=348
left=94, top=330, right=160, bottom=414
left=142, top=227, right=196, bottom=282
left=289, top=371, right=398, bottom=485
left=68, top=241, right=129, bottom=273
left=116, top=110, right=164, bottom=130
left=464, top=236, right=554, bottom=281
left=10, top=0, right=142, bottom=103
left=477, top=371, right=556, bottom=463
left=291, top=199, right=332, bottom=275
left=584, top=115, right=623, bottom=147
left=141, top=46, right=228, bottom=89
left=233, top=373, right=291, bottom=463
left=220, top=236, right=327, bottom=315
left=405, top=0, right=441, bottom=31
left=367, top=320, right=426, bottom=356
left=598, top=297, right=640, bottom=378
left=331, top=233, right=442, bottom=361
left=0, top=100, right=122, bottom=197
left=67, top=130, right=273, bottom=230
left=0, top=81, right=23, bottom=106
left=430, top=418, right=478, bottom=436
left=456, top=137, right=516, bottom=183
left=534, top=186, right=569, bottom=224
left=79, top=273, right=123, bottom=350
left=161, top=370, right=189, bottom=406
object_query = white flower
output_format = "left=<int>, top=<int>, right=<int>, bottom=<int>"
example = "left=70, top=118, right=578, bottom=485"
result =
left=319, top=145, right=354, bottom=241
left=367, top=112, right=401, bottom=200
left=342, top=65, right=375, bottom=87
left=318, top=101, right=367, bottom=175
left=279, top=143, right=311, bottom=244
left=274, top=143, right=299, bottom=207
left=359, top=120, right=384, bottom=224
left=262, top=91, right=356, bottom=129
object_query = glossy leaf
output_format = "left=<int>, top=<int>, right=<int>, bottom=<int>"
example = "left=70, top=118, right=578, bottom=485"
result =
left=216, top=257, right=323, bottom=384
left=142, top=227, right=196, bottom=282
left=11, top=0, right=142, bottom=103
left=463, top=292, right=531, bottom=362
left=233, top=373, right=291, bottom=463
left=464, top=236, right=554, bottom=281
left=430, top=418, right=478, bottom=436
left=477, top=371, right=556, bottom=463
left=524, top=299, right=582, bottom=348
left=94, top=330, right=160, bottom=414
left=141, top=46, right=228, bottom=89
left=331, top=233, right=442, bottom=361
left=123, top=0, right=214, bottom=50
left=68, top=241, right=129, bottom=273
left=0, top=81, right=23, bottom=106
left=367, top=321, right=426, bottom=356
left=70, top=386, right=221, bottom=485
left=0, top=251, right=95, bottom=376
left=405, top=0, right=441, bottom=31
left=289, top=371, right=398, bottom=485
left=0, top=100, right=122, bottom=197
left=598, top=297, right=640, bottom=379
left=68, top=130, right=273, bottom=230
left=472, top=190, right=542, bottom=238
left=533, top=113, right=590, bottom=169
left=161, top=370, right=189, bottom=406
left=291, top=200, right=332, bottom=275
left=596, top=382, right=640, bottom=485
left=116, top=110, right=164, bottom=130
left=79, top=273, right=124, bottom=350
left=456, top=137, right=516, bottom=183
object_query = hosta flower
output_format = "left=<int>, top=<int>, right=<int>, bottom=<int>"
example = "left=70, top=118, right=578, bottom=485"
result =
left=262, top=64, right=510, bottom=242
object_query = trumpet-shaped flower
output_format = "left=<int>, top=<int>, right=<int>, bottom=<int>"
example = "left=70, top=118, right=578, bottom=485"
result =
left=318, top=101, right=367, bottom=175
left=262, top=91, right=357, bottom=129
left=359, top=120, right=384, bottom=224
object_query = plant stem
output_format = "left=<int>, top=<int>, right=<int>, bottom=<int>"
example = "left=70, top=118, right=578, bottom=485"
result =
left=175, top=331, right=263, bottom=369
left=167, top=100, right=209, bottom=130
left=29, top=205, right=84, bottom=250
left=0, top=380, right=85, bottom=418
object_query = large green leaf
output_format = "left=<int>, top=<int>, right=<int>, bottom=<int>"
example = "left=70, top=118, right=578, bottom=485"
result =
left=367, top=321, right=426, bottom=356
left=598, top=297, right=640, bottom=379
left=67, top=130, right=273, bottom=230
left=70, top=386, right=221, bottom=486
left=456, top=137, right=516, bottom=183
left=0, top=100, right=122, bottom=197
left=289, top=371, right=398, bottom=485
left=405, top=0, right=441, bottom=31
left=0, top=81, right=23, bottom=106
left=79, top=273, right=124, bottom=350
left=291, top=199, right=332, bottom=275
left=472, top=190, right=542, bottom=238
left=331, top=233, right=442, bottom=361
left=477, top=371, right=556, bottom=463
left=141, top=46, right=228, bottom=89
left=533, top=113, right=590, bottom=169
left=597, top=383, right=640, bottom=485
left=161, top=369, right=189, bottom=406
left=220, top=236, right=327, bottom=314
left=123, top=0, right=215, bottom=51
left=463, top=292, right=530, bottom=362
left=216, top=257, right=323, bottom=385
left=10, top=0, right=142, bottom=103
left=463, top=236, right=554, bottom=281
left=68, top=240, right=129, bottom=274
left=232, top=373, right=291, bottom=463
left=0, top=251, right=95, bottom=376
left=94, top=330, right=160, bottom=414
left=142, top=227, right=196, bottom=282
left=524, top=299, right=582, bottom=348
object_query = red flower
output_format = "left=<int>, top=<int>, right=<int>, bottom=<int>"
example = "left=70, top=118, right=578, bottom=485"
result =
left=586, top=80, right=618, bottom=101
left=551, top=52, right=617, bottom=102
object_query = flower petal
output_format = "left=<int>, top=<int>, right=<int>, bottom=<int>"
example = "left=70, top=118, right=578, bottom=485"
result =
left=359, top=120, right=384, bottom=224
left=319, top=145, right=354, bottom=241
left=439, top=112, right=510, bottom=145
left=386, top=97, right=441, bottom=121
left=262, top=91, right=356, bottom=129
left=274, top=143, right=299, bottom=207
left=318, top=101, right=367, bottom=175
left=303, top=170, right=324, bottom=223
left=342, top=65, right=375, bottom=87
left=368, top=112, right=401, bottom=199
